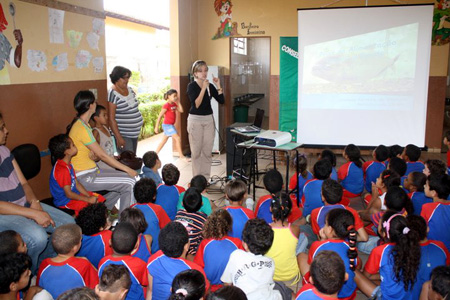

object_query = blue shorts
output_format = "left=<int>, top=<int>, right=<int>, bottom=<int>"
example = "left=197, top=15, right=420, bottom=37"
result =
left=162, top=124, right=177, bottom=136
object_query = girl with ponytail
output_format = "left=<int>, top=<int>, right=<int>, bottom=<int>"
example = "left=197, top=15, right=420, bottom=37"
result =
left=299, top=208, right=359, bottom=299
left=338, top=144, right=364, bottom=198
left=265, top=192, right=301, bottom=292
left=169, top=269, right=205, bottom=300
left=363, top=210, right=421, bottom=299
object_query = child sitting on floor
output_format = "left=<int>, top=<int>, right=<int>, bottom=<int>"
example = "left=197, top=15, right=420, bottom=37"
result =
left=288, top=154, right=313, bottom=201
left=169, top=269, right=206, bottom=300
left=177, top=175, right=214, bottom=216
left=402, top=144, right=425, bottom=176
left=155, top=163, right=186, bottom=220
left=140, top=151, right=162, bottom=185
left=131, top=178, right=170, bottom=254
left=95, top=264, right=131, bottom=300
left=49, top=134, right=105, bottom=215
left=404, top=172, right=432, bottom=215
left=119, top=208, right=152, bottom=263
left=223, top=179, right=255, bottom=239
left=338, top=144, right=364, bottom=198
left=363, top=144, right=388, bottom=193
left=0, top=230, right=27, bottom=255
left=420, top=265, right=450, bottom=300
left=302, top=159, right=333, bottom=217
left=147, top=222, right=209, bottom=300
left=423, top=159, right=447, bottom=177
left=319, top=149, right=338, bottom=181
left=37, top=224, right=98, bottom=299
left=98, top=222, right=149, bottom=300
left=75, top=203, right=113, bottom=268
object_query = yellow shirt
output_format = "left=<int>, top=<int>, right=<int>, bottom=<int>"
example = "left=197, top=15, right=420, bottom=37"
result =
left=266, top=224, right=300, bottom=282
left=69, top=119, right=97, bottom=171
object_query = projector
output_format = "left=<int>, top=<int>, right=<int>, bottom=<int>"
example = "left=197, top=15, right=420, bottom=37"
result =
left=254, top=130, right=292, bottom=147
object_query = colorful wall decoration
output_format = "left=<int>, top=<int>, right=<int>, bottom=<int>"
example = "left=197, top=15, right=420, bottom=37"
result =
left=433, top=0, right=450, bottom=45
left=212, top=0, right=239, bottom=40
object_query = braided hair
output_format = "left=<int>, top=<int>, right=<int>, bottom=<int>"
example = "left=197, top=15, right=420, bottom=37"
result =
left=326, top=208, right=358, bottom=271
left=270, top=192, right=292, bottom=224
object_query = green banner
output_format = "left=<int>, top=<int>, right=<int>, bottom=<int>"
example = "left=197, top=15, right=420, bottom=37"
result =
left=279, top=37, right=298, bottom=141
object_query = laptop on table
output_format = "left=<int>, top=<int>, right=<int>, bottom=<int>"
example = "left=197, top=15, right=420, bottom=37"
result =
left=235, top=109, right=264, bottom=133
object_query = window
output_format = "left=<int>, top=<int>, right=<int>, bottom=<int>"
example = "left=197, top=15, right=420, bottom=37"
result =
left=233, top=38, right=247, bottom=55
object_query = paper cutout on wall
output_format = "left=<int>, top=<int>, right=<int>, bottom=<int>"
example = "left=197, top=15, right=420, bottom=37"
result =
left=75, top=50, right=91, bottom=68
left=433, top=0, right=450, bottom=45
left=27, top=50, right=47, bottom=72
left=212, top=0, right=239, bottom=40
left=92, top=56, right=104, bottom=73
left=48, top=8, right=64, bottom=44
left=52, top=53, right=68, bottom=71
left=92, top=18, right=105, bottom=35
left=66, top=30, right=83, bottom=48
left=86, top=32, right=100, bottom=50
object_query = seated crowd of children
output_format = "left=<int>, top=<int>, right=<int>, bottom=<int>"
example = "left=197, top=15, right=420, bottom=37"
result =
left=1, top=139, right=450, bottom=300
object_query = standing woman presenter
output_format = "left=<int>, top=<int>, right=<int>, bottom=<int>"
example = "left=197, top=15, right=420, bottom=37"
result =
left=187, top=60, right=224, bottom=180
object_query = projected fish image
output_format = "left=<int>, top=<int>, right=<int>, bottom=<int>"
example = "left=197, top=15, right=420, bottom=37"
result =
left=311, top=52, right=400, bottom=84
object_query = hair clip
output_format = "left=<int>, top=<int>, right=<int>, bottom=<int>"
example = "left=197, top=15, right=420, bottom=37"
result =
left=402, top=227, right=410, bottom=235
left=347, top=225, right=354, bottom=231
left=383, top=174, right=390, bottom=179
left=383, top=213, right=403, bottom=240
left=175, top=289, right=188, bottom=296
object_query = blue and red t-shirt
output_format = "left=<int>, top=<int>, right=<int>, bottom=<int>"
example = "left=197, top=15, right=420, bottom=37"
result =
left=308, top=240, right=357, bottom=299
left=289, top=171, right=314, bottom=201
left=310, top=204, right=364, bottom=236
left=49, top=159, right=80, bottom=207
left=131, top=203, right=171, bottom=254
left=224, top=206, right=255, bottom=239
left=155, top=184, right=185, bottom=220
left=421, top=202, right=450, bottom=250
left=408, top=191, right=433, bottom=216
left=194, top=236, right=243, bottom=290
left=131, top=234, right=152, bottom=263
left=77, top=230, right=113, bottom=268
left=363, top=160, right=386, bottom=193
left=338, top=162, right=364, bottom=196
left=296, top=284, right=338, bottom=300
left=405, top=161, right=425, bottom=177
left=301, top=179, right=325, bottom=217
left=255, top=194, right=303, bottom=223
left=37, top=257, right=98, bottom=299
left=99, top=255, right=148, bottom=300
left=147, top=251, right=209, bottom=300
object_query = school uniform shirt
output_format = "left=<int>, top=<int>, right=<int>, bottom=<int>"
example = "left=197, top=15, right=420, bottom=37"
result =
left=221, top=249, right=282, bottom=300
left=131, top=234, right=151, bottom=263
left=447, top=150, right=450, bottom=173
left=194, top=236, right=243, bottom=288
left=405, top=161, right=425, bottom=176
left=175, top=209, right=208, bottom=255
left=310, top=204, right=364, bottom=236
left=255, top=194, right=303, bottom=223
left=77, top=231, right=113, bottom=268
left=330, top=168, right=338, bottom=181
left=411, top=240, right=449, bottom=300
left=296, top=284, right=338, bottom=300
left=177, top=192, right=212, bottom=216
left=301, top=179, right=325, bottom=217
left=421, top=202, right=450, bottom=250
left=309, top=240, right=357, bottom=299
left=408, top=191, right=433, bottom=216
left=49, top=159, right=80, bottom=207
left=365, top=243, right=414, bottom=300
left=37, top=257, right=98, bottom=299
left=224, top=206, right=255, bottom=239
left=147, top=250, right=209, bottom=300
left=371, top=209, right=407, bottom=231
left=162, top=102, right=177, bottom=125
left=363, top=160, right=386, bottom=193
left=155, top=184, right=185, bottom=220
left=98, top=255, right=148, bottom=300
left=140, top=167, right=162, bottom=186
left=288, top=171, right=314, bottom=200
left=131, top=203, right=170, bottom=254
left=338, top=162, right=364, bottom=195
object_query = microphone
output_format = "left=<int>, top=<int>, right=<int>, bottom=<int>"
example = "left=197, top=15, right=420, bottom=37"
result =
left=206, top=86, right=210, bottom=97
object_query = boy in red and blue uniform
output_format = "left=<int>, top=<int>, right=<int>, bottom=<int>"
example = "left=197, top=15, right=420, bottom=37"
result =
left=98, top=222, right=148, bottom=300
left=302, top=160, right=333, bottom=217
left=421, top=173, right=450, bottom=250
left=147, top=222, right=209, bottom=300
left=75, top=203, right=113, bottom=268
left=37, top=224, right=98, bottom=299
left=255, top=169, right=302, bottom=223
left=155, top=163, right=185, bottom=220
left=402, top=144, right=425, bottom=176
left=403, top=172, right=432, bottom=215
left=120, top=208, right=153, bottom=263
left=49, top=134, right=105, bottom=215
left=131, top=178, right=170, bottom=254
left=363, top=145, right=388, bottom=193
left=223, top=179, right=254, bottom=239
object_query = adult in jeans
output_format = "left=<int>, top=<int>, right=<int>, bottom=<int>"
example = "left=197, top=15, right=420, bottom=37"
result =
left=0, top=113, right=74, bottom=274
left=187, top=60, right=224, bottom=180
left=108, top=66, right=143, bottom=153
left=67, top=91, right=137, bottom=213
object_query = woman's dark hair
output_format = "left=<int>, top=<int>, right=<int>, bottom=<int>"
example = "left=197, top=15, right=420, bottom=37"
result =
left=374, top=145, right=389, bottom=162
left=169, top=269, right=205, bottom=300
left=75, top=203, right=108, bottom=236
left=270, top=192, right=292, bottom=223
left=203, top=209, right=232, bottom=240
left=380, top=210, right=421, bottom=291
left=326, top=208, right=357, bottom=270
left=408, top=172, right=426, bottom=192
left=109, top=66, right=131, bottom=84
left=119, top=208, right=148, bottom=234
left=206, top=286, right=247, bottom=300
left=164, top=89, right=178, bottom=100
left=344, top=144, right=362, bottom=168
left=67, top=90, right=96, bottom=133
left=313, top=159, right=332, bottom=180
left=379, top=169, right=401, bottom=189
left=320, top=149, right=336, bottom=167
left=385, top=186, right=413, bottom=215
left=182, top=188, right=203, bottom=213
left=388, top=145, right=404, bottom=159
left=424, top=159, right=447, bottom=176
